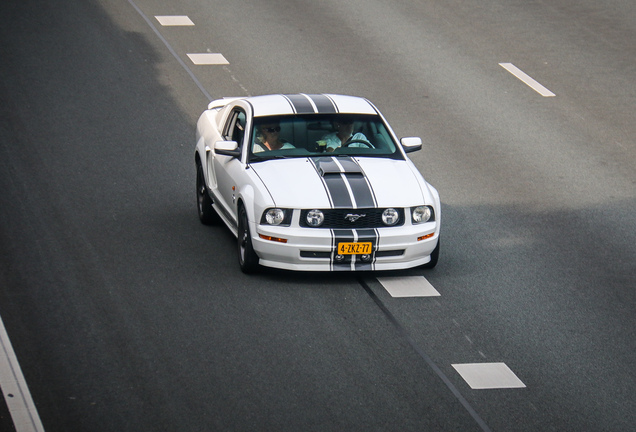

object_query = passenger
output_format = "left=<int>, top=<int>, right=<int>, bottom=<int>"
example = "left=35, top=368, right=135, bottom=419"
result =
left=253, top=123, right=294, bottom=152
left=320, top=119, right=370, bottom=152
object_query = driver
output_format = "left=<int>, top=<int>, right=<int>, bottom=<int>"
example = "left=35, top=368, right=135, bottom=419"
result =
left=320, top=119, right=369, bottom=152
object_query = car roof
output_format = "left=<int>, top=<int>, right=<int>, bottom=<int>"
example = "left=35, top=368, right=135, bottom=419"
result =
left=224, top=94, right=380, bottom=117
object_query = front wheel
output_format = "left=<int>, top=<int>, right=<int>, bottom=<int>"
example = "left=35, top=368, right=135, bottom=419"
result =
left=421, top=239, right=440, bottom=269
left=238, top=205, right=260, bottom=274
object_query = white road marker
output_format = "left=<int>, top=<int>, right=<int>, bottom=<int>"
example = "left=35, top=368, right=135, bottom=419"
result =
left=499, top=63, right=555, bottom=97
left=0, top=315, right=45, bottom=432
left=377, top=276, right=440, bottom=298
left=154, top=15, right=194, bottom=26
left=452, top=362, right=526, bottom=389
left=187, top=53, right=230, bottom=65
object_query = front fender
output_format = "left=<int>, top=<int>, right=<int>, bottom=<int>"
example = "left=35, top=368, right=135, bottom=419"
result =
left=237, top=170, right=275, bottom=227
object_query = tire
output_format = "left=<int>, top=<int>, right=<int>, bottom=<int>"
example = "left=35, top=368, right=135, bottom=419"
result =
left=196, top=162, right=218, bottom=225
left=422, top=238, right=440, bottom=269
left=237, top=205, right=260, bottom=273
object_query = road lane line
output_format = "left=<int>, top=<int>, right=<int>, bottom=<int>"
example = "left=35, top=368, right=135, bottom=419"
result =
left=358, top=277, right=493, bottom=432
left=187, top=53, right=230, bottom=65
left=154, top=15, right=194, bottom=26
left=0, top=315, right=45, bottom=432
left=453, top=363, right=526, bottom=389
left=127, top=0, right=213, bottom=101
left=499, top=63, right=555, bottom=97
left=377, top=276, right=440, bottom=297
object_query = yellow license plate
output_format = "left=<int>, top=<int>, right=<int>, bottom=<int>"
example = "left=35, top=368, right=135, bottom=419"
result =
left=337, top=242, right=372, bottom=255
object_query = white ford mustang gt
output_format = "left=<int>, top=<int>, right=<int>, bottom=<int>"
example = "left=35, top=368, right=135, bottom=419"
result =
left=195, top=94, right=440, bottom=273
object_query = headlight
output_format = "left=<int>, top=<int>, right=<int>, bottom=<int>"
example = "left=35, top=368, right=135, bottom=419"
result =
left=306, top=209, right=324, bottom=227
left=382, top=208, right=400, bottom=226
left=412, top=206, right=433, bottom=224
left=263, top=208, right=286, bottom=225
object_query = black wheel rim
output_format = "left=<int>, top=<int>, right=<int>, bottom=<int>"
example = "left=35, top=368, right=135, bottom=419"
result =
left=239, top=212, right=248, bottom=264
left=197, top=167, right=205, bottom=216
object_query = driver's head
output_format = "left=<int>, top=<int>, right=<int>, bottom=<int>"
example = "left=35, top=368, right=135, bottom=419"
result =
left=334, top=119, right=354, bottom=135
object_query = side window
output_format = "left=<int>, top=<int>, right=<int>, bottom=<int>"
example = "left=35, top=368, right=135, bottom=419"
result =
left=224, top=109, right=247, bottom=148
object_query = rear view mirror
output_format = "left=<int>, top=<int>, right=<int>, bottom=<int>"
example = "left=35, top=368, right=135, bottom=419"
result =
left=400, top=137, right=422, bottom=153
left=214, top=140, right=240, bottom=158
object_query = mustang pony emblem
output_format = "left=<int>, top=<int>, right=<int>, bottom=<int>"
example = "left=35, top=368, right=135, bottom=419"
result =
left=345, top=213, right=366, bottom=222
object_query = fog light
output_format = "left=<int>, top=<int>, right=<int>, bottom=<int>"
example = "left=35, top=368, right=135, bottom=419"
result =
left=382, top=208, right=400, bottom=226
left=306, top=209, right=324, bottom=227
left=360, top=254, right=371, bottom=262
left=335, top=254, right=345, bottom=261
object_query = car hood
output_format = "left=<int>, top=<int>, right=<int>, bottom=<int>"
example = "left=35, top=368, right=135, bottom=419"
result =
left=250, top=156, right=430, bottom=209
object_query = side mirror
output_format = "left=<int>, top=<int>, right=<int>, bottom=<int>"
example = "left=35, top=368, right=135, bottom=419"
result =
left=214, top=140, right=241, bottom=158
left=400, top=137, right=422, bottom=153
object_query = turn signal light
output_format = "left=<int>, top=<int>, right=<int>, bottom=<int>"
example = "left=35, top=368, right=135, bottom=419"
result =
left=259, top=234, right=288, bottom=243
left=417, top=233, right=435, bottom=241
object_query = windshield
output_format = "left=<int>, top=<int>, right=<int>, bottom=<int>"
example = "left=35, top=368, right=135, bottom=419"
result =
left=249, top=114, right=402, bottom=161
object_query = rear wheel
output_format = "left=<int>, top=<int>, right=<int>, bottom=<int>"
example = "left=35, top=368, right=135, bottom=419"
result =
left=196, top=162, right=218, bottom=225
left=422, top=239, right=440, bottom=269
left=238, top=205, right=259, bottom=273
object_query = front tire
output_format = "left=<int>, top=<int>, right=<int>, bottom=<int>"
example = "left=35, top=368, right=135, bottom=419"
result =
left=238, top=205, right=259, bottom=274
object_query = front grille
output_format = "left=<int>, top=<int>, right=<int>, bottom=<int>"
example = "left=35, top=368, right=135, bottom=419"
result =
left=299, top=208, right=404, bottom=229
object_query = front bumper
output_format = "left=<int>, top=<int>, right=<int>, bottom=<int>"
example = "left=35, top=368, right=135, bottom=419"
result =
left=252, top=220, right=439, bottom=271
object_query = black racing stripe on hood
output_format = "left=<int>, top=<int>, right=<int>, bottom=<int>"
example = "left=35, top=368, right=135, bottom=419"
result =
left=323, top=174, right=354, bottom=208
left=333, top=157, right=362, bottom=173
left=346, top=174, right=376, bottom=208
left=312, top=156, right=353, bottom=175
left=310, top=156, right=377, bottom=209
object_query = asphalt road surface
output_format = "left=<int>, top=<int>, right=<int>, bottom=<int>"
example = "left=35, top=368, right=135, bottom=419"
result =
left=1, top=0, right=635, bottom=431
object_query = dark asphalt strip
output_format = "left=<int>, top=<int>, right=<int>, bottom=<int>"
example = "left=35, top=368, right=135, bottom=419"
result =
left=127, top=0, right=213, bottom=102
left=357, top=276, right=492, bottom=432
left=0, top=395, right=15, bottom=432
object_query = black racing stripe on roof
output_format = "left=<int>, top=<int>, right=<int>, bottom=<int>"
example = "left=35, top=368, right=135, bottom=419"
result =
left=280, top=94, right=298, bottom=113
left=308, top=94, right=338, bottom=113
left=285, top=94, right=315, bottom=114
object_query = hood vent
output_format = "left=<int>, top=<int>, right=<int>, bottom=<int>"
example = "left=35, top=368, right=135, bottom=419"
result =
left=312, top=156, right=363, bottom=177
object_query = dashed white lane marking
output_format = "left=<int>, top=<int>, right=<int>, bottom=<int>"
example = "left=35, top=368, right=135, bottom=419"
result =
left=187, top=53, right=229, bottom=65
left=452, top=362, right=526, bottom=389
left=499, top=63, right=555, bottom=97
left=377, top=276, right=440, bottom=298
left=0, top=315, right=45, bottom=432
left=127, top=0, right=212, bottom=100
left=154, top=15, right=194, bottom=26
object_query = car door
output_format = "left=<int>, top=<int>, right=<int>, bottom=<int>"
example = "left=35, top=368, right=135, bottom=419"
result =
left=211, top=108, right=247, bottom=227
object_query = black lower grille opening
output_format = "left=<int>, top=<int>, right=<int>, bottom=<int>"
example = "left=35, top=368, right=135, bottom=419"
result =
left=300, top=251, right=332, bottom=259
left=375, top=250, right=405, bottom=257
